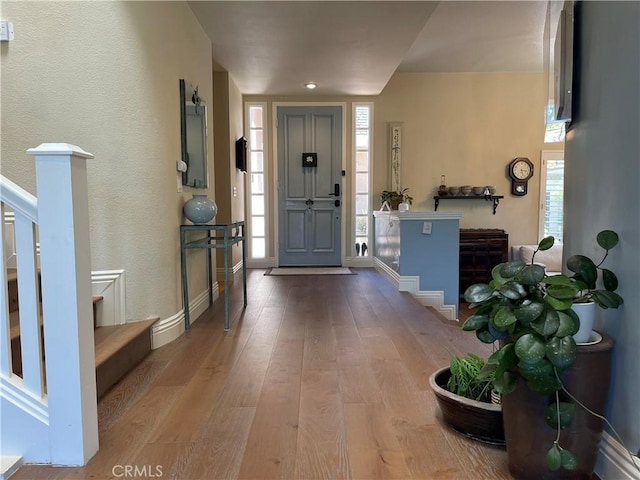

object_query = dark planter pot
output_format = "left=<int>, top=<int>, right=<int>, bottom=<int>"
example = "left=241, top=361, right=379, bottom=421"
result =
left=429, top=366, right=505, bottom=445
left=502, top=332, right=614, bottom=480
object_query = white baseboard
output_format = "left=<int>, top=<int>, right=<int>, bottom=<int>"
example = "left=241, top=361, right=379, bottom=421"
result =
left=216, top=260, right=244, bottom=278
left=412, top=290, right=458, bottom=322
left=90, top=270, right=125, bottom=326
left=597, top=431, right=640, bottom=479
left=374, top=258, right=457, bottom=321
left=374, top=257, right=400, bottom=283
left=0, top=455, right=23, bottom=480
left=344, top=256, right=374, bottom=268
left=150, top=284, right=217, bottom=349
left=246, top=257, right=276, bottom=269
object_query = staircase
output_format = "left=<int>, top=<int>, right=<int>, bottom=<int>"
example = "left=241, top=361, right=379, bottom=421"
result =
left=7, top=271, right=157, bottom=398
left=1, top=143, right=140, bottom=469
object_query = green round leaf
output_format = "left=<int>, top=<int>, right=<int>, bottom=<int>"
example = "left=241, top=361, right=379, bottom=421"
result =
left=518, top=358, right=553, bottom=380
left=515, top=334, right=546, bottom=363
left=488, top=322, right=510, bottom=339
left=476, top=328, right=496, bottom=344
left=543, top=275, right=572, bottom=285
left=591, top=290, right=624, bottom=309
left=546, top=445, right=562, bottom=471
left=492, top=306, right=518, bottom=330
left=499, top=261, right=525, bottom=279
left=462, top=314, right=489, bottom=331
left=491, top=264, right=510, bottom=286
left=545, top=295, right=574, bottom=311
left=546, top=336, right=577, bottom=369
left=556, top=310, right=580, bottom=337
left=597, top=230, right=619, bottom=250
left=602, top=269, right=619, bottom=291
left=515, top=264, right=546, bottom=286
left=531, top=308, right=560, bottom=337
left=499, top=281, right=528, bottom=300
left=547, top=284, right=580, bottom=300
left=538, top=236, right=555, bottom=251
left=464, top=283, right=494, bottom=303
left=561, top=449, right=578, bottom=470
left=566, top=255, right=597, bottom=288
left=514, top=300, right=545, bottom=324
left=544, top=402, right=576, bottom=429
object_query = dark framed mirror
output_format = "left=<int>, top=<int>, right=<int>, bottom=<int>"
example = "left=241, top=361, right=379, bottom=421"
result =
left=180, top=79, right=208, bottom=188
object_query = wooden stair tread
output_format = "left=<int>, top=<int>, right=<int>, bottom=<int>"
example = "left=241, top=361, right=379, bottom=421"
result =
left=8, top=296, right=103, bottom=341
left=94, top=318, right=158, bottom=368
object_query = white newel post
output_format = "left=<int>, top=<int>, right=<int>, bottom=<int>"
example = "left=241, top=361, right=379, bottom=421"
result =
left=27, top=143, right=98, bottom=465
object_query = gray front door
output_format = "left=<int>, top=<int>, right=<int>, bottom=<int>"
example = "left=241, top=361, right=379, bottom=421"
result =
left=277, top=106, right=342, bottom=266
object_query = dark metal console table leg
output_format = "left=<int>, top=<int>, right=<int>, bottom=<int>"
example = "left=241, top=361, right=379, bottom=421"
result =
left=242, top=224, right=247, bottom=307
left=223, top=228, right=230, bottom=331
left=180, top=227, right=191, bottom=330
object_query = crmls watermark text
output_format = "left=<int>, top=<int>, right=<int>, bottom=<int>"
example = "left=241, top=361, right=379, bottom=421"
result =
left=112, top=465, right=164, bottom=478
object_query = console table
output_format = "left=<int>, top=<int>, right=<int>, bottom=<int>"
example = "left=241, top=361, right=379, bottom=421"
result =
left=180, top=221, right=247, bottom=331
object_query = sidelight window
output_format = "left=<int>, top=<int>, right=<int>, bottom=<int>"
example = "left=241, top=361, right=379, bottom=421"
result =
left=245, top=103, right=267, bottom=259
left=353, top=104, right=372, bottom=258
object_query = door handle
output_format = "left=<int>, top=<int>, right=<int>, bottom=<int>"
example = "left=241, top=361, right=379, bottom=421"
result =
left=305, top=199, right=314, bottom=206
left=328, top=183, right=340, bottom=196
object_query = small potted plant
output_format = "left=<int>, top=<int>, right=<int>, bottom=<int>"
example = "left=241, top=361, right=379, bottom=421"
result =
left=380, top=188, right=413, bottom=210
left=429, top=353, right=504, bottom=445
left=564, top=230, right=623, bottom=342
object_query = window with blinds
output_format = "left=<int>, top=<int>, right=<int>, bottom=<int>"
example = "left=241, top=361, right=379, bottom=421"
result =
left=539, top=153, right=565, bottom=243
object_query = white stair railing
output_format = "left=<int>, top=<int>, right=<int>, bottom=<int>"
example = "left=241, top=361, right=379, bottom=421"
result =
left=0, top=144, right=98, bottom=466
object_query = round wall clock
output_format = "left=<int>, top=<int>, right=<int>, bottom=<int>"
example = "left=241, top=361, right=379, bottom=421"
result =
left=508, top=157, right=534, bottom=196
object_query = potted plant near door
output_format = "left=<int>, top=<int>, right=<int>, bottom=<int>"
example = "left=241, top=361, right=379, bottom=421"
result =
left=429, top=353, right=504, bottom=445
left=380, top=188, right=413, bottom=210
left=462, top=233, right=628, bottom=479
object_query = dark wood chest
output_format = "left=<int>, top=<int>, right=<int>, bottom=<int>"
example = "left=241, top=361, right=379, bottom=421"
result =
left=459, top=229, right=509, bottom=296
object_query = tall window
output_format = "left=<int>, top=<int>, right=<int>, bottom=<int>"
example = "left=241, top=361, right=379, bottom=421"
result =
left=539, top=151, right=565, bottom=242
left=246, top=103, right=267, bottom=259
left=353, top=104, right=372, bottom=257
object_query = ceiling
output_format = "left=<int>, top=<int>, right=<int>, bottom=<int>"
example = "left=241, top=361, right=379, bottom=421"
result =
left=188, top=1, right=550, bottom=96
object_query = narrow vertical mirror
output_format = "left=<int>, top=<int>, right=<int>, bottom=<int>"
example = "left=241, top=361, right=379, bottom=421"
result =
left=180, top=79, right=208, bottom=188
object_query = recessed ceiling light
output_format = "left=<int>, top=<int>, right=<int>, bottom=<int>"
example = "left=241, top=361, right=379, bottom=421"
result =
left=305, top=82, right=317, bottom=90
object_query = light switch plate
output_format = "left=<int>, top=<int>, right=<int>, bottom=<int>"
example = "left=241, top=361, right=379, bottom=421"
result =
left=0, top=21, right=14, bottom=41
left=422, top=222, right=432, bottom=234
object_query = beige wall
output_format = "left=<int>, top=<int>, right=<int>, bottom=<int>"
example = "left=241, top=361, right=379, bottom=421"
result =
left=0, top=1, right=215, bottom=321
left=213, top=72, right=244, bottom=273
left=376, top=72, right=555, bottom=246
left=246, top=73, right=553, bottom=259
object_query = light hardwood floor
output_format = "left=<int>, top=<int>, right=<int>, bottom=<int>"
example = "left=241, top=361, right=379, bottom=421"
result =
left=15, top=268, right=510, bottom=480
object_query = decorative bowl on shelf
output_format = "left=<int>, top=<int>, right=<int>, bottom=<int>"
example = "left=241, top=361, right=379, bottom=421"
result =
left=460, top=185, right=472, bottom=196
left=472, top=186, right=485, bottom=196
left=486, top=186, right=496, bottom=194
left=448, top=186, right=460, bottom=196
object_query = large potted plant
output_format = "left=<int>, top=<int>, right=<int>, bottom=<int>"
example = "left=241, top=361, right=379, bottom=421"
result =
left=429, top=353, right=504, bottom=445
left=462, top=233, right=623, bottom=478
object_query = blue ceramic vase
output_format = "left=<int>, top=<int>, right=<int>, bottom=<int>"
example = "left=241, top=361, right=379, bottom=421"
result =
left=183, top=194, right=217, bottom=224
